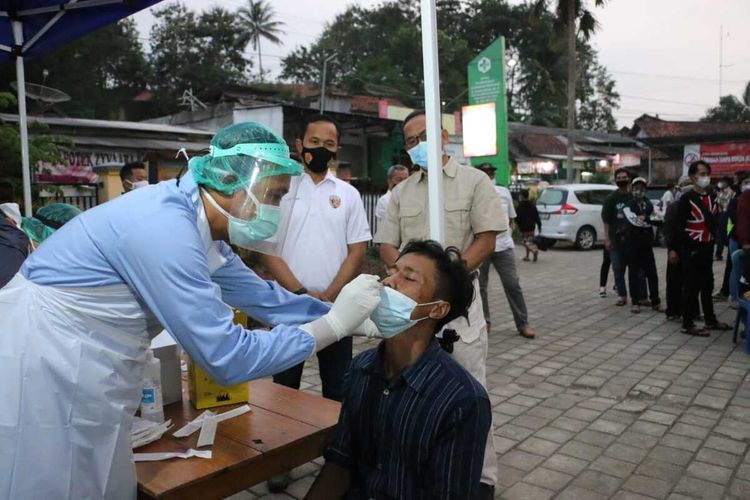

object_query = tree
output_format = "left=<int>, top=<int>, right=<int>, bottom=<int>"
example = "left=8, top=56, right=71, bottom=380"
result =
left=577, top=48, right=619, bottom=131
left=0, top=19, right=150, bottom=119
left=149, top=3, right=251, bottom=115
left=534, top=0, right=606, bottom=181
left=239, top=0, right=286, bottom=82
left=702, top=81, right=750, bottom=123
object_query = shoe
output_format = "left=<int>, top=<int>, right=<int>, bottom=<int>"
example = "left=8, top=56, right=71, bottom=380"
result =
left=639, top=299, right=652, bottom=307
left=522, top=256, right=530, bottom=262
left=651, top=302, right=663, bottom=312
left=616, top=297, right=627, bottom=306
left=666, top=314, right=681, bottom=321
left=267, top=473, right=292, bottom=492
left=478, top=483, right=495, bottom=500
left=705, top=321, right=731, bottom=331
left=599, top=287, right=607, bottom=298
left=519, top=327, right=535, bottom=339
left=682, top=326, right=709, bottom=337
left=631, top=305, right=641, bottom=314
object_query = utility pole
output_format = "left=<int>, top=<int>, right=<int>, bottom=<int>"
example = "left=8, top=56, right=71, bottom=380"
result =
left=319, top=53, right=337, bottom=113
left=565, top=0, right=577, bottom=183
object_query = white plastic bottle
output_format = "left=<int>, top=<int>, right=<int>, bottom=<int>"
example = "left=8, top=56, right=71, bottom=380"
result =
left=140, top=349, right=165, bottom=423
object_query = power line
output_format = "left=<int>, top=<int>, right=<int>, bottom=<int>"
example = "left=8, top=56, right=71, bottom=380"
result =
left=618, top=94, right=714, bottom=108
left=610, top=69, right=745, bottom=85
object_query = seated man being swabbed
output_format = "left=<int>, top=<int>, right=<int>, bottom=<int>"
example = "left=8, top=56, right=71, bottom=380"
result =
left=306, top=240, right=492, bottom=500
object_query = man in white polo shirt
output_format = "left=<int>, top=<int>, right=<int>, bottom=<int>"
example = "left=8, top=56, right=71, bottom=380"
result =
left=263, top=114, right=371, bottom=406
left=476, top=163, right=535, bottom=339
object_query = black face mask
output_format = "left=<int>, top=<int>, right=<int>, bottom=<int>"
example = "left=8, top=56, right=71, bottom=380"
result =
left=302, top=146, right=337, bottom=173
left=616, top=180, right=629, bottom=189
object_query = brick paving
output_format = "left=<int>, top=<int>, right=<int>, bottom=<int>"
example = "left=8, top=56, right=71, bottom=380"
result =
left=230, top=245, right=750, bottom=499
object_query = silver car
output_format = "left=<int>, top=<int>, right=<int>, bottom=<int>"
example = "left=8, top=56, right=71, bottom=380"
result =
left=536, top=184, right=616, bottom=250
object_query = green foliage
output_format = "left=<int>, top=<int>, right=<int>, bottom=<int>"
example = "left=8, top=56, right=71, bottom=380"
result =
left=0, top=19, right=150, bottom=119
left=577, top=48, right=619, bottom=131
left=701, top=81, right=750, bottom=123
left=238, top=0, right=286, bottom=81
left=148, top=3, right=252, bottom=115
left=0, top=121, right=67, bottom=179
left=280, top=0, right=618, bottom=128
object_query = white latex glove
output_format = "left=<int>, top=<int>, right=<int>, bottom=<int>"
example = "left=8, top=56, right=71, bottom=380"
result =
left=300, top=274, right=382, bottom=351
left=352, top=319, right=382, bottom=338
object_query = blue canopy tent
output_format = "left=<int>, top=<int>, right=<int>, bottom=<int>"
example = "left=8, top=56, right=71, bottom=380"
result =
left=0, top=0, right=162, bottom=216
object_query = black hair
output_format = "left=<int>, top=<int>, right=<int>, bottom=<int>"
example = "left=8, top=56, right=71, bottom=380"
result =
left=120, top=161, right=145, bottom=181
left=613, top=167, right=630, bottom=180
left=399, top=239, right=474, bottom=332
left=402, top=109, right=426, bottom=131
left=737, top=171, right=750, bottom=184
left=519, top=189, right=530, bottom=200
left=688, top=160, right=711, bottom=176
left=298, top=114, right=340, bottom=141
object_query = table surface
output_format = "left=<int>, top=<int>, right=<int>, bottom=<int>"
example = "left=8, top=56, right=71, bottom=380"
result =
left=136, top=379, right=341, bottom=500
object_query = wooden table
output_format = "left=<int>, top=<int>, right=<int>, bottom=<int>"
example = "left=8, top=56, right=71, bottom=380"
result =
left=136, top=379, right=340, bottom=499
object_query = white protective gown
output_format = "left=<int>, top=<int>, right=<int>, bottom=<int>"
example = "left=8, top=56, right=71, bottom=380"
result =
left=0, top=171, right=329, bottom=499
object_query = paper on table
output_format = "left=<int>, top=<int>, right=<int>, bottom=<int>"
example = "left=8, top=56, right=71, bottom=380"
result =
left=172, top=404, right=251, bottom=439
left=133, top=449, right=212, bottom=462
left=197, top=414, right=217, bottom=448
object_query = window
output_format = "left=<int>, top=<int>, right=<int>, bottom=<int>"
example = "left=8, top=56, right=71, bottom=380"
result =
left=589, top=190, right=613, bottom=205
left=574, top=191, right=591, bottom=204
left=537, top=188, right=567, bottom=206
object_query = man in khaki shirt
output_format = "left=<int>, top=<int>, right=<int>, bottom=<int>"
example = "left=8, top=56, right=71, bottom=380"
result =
left=374, top=110, right=506, bottom=497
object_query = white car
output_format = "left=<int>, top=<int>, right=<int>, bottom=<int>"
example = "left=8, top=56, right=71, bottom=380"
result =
left=536, top=184, right=616, bottom=250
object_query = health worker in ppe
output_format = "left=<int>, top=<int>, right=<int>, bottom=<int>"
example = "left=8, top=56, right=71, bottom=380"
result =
left=0, top=121, right=382, bottom=499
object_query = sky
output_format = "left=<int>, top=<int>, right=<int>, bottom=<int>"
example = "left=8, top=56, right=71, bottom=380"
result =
left=131, top=0, right=750, bottom=129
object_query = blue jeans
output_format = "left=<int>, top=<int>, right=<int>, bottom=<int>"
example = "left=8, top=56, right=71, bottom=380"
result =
left=729, top=239, right=740, bottom=300
left=610, top=245, right=628, bottom=298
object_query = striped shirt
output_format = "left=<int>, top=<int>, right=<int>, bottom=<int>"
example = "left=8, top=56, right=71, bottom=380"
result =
left=324, top=340, right=491, bottom=499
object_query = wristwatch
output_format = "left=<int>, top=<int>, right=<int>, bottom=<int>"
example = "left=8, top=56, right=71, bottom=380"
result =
left=293, top=287, right=308, bottom=295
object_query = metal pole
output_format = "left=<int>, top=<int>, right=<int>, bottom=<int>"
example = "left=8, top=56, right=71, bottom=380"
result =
left=320, top=53, right=336, bottom=113
left=420, top=0, right=445, bottom=244
left=12, top=20, right=32, bottom=217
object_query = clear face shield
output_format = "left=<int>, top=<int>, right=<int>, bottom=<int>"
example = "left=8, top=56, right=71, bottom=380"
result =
left=195, top=142, right=303, bottom=255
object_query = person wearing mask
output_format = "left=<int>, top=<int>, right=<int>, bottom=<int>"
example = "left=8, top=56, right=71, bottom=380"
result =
left=305, top=240, right=491, bottom=500
left=602, top=168, right=634, bottom=306
left=475, top=163, right=535, bottom=338
left=374, top=110, right=505, bottom=498
left=663, top=176, right=693, bottom=320
left=0, top=204, right=29, bottom=288
left=0, top=122, right=383, bottom=498
left=734, top=171, right=750, bottom=298
left=375, top=164, right=410, bottom=224
left=719, top=171, right=750, bottom=304
left=668, top=160, right=731, bottom=336
left=661, top=182, right=677, bottom=210
left=623, top=178, right=660, bottom=314
left=714, top=176, right=734, bottom=262
left=21, top=202, right=82, bottom=250
left=120, top=161, right=149, bottom=193
left=515, top=189, right=542, bottom=262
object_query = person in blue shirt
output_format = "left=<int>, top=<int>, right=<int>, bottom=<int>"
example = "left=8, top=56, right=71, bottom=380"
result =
left=0, top=122, right=382, bottom=499
left=307, top=240, right=492, bottom=500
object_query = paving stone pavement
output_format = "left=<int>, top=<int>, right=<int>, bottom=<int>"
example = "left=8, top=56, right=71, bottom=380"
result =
left=229, top=245, right=750, bottom=500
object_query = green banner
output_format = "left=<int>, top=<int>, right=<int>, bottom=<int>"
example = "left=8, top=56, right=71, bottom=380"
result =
left=467, top=37, right=510, bottom=186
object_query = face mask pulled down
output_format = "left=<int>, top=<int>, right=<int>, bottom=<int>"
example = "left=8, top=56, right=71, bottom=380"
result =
left=370, top=286, right=443, bottom=338
left=202, top=189, right=280, bottom=248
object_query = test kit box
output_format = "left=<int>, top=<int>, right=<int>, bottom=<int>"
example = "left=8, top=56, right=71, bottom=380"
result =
left=187, top=310, right=250, bottom=410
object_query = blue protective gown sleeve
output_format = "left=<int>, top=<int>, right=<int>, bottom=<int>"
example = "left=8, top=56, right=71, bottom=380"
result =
left=109, top=204, right=316, bottom=386
left=211, top=242, right=331, bottom=326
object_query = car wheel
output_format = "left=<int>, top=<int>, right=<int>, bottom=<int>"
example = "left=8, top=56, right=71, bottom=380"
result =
left=575, top=226, right=596, bottom=250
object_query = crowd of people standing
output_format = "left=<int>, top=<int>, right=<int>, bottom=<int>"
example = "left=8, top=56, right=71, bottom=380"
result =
left=600, top=161, right=750, bottom=337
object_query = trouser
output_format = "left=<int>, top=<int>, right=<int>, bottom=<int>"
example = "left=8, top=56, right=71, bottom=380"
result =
left=442, top=277, right=498, bottom=487
left=715, top=213, right=728, bottom=258
left=682, top=244, right=717, bottom=328
left=665, top=250, right=683, bottom=317
left=610, top=244, right=628, bottom=298
left=720, top=238, right=738, bottom=297
left=626, top=243, right=660, bottom=305
left=273, top=337, right=352, bottom=402
left=478, top=248, right=530, bottom=331
left=600, top=247, right=611, bottom=288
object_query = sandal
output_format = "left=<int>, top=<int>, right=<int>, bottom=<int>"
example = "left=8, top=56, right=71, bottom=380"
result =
left=522, top=257, right=530, bottom=262
left=615, top=297, right=627, bottom=306
left=705, top=322, right=731, bottom=331
left=682, top=326, right=709, bottom=337
left=631, top=305, right=641, bottom=314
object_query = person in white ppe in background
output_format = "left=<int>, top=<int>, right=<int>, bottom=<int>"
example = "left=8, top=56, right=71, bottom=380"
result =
left=0, top=121, right=382, bottom=499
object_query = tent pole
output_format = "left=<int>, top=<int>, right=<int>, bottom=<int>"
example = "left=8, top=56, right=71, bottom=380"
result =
left=420, top=0, right=445, bottom=244
left=12, top=20, right=32, bottom=217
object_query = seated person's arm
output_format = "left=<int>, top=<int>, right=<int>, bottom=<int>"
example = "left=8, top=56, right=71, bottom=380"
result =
left=305, top=462, right=351, bottom=500
left=431, top=395, right=492, bottom=499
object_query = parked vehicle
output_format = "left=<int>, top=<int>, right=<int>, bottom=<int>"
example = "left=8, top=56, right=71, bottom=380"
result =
left=536, top=184, right=616, bottom=250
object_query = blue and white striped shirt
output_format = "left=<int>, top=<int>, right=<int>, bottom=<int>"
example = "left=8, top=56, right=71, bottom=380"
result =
left=325, top=340, right=491, bottom=499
